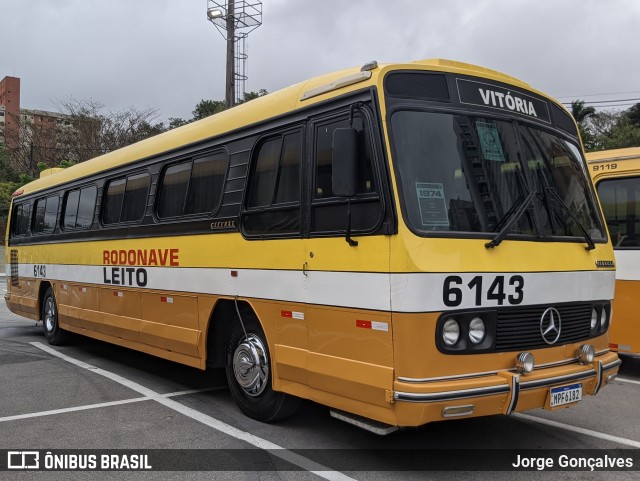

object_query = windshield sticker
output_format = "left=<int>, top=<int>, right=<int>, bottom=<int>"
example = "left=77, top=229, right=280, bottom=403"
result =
left=416, top=182, right=449, bottom=227
left=476, top=122, right=506, bottom=162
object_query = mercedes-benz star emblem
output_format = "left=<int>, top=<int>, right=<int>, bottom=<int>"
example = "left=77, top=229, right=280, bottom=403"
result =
left=540, top=307, right=561, bottom=345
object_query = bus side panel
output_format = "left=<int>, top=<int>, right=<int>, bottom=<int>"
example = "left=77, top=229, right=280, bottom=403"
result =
left=139, top=291, right=201, bottom=357
left=610, top=279, right=640, bottom=353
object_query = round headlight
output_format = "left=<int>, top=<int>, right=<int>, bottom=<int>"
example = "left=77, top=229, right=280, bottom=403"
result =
left=590, top=308, right=598, bottom=330
left=469, top=316, right=486, bottom=344
left=442, top=319, right=460, bottom=346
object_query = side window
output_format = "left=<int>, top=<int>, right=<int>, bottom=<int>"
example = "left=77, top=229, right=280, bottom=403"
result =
left=242, top=130, right=302, bottom=236
left=157, top=151, right=228, bottom=218
left=597, top=176, right=640, bottom=248
left=311, top=113, right=382, bottom=234
left=102, top=172, right=150, bottom=225
left=63, top=185, right=97, bottom=230
left=33, top=195, right=59, bottom=234
left=12, top=202, right=32, bottom=237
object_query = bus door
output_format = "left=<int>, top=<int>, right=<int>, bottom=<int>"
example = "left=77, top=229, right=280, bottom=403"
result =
left=302, top=106, right=394, bottom=407
left=241, top=127, right=308, bottom=385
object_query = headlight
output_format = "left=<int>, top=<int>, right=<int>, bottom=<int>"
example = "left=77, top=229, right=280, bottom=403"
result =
left=590, top=308, right=599, bottom=330
left=468, top=316, right=486, bottom=344
left=600, top=306, right=608, bottom=332
left=442, top=319, right=460, bottom=346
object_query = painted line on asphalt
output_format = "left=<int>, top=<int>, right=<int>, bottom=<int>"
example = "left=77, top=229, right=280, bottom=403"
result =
left=31, top=342, right=355, bottom=481
left=616, top=377, right=640, bottom=386
left=0, top=397, right=149, bottom=423
left=0, top=388, right=222, bottom=424
left=513, top=413, right=640, bottom=448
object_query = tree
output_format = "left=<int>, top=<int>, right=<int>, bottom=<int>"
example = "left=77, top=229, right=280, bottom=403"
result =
left=167, top=90, right=269, bottom=129
left=192, top=99, right=226, bottom=120
left=55, top=98, right=166, bottom=163
left=570, top=100, right=597, bottom=149
left=583, top=106, right=640, bottom=151
left=570, top=100, right=596, bottom=123
left=239, top=89, right=268, bottom=103
left=625, top=103, right=640, bottom=127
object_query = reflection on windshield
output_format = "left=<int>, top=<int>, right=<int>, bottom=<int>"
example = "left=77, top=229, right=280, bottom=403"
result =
left=390, top=111, right=605, bottom=240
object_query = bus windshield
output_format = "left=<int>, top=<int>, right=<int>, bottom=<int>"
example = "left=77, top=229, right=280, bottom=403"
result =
left=390, top=110, right=606, bottom=240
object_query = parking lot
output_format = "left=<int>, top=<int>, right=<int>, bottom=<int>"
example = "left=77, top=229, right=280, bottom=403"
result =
left=1, top=275, right=640, bottom=479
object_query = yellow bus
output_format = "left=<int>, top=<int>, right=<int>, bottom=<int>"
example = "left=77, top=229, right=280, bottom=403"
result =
left=5, top=59, right=620, bottom=433
left=587, top=147, right=640, bottom=356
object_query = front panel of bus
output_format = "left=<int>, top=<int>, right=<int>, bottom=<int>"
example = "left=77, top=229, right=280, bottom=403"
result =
left=381, top=68, right=619, bottom=426
left=588, top=150, right=640, bottom=355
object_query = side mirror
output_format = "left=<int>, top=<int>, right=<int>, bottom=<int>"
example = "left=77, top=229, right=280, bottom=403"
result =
left=332, top=128, right=358, bottom=197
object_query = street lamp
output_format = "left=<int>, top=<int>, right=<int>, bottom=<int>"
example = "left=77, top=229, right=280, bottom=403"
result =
left=206, top=1, right=262, bottom=108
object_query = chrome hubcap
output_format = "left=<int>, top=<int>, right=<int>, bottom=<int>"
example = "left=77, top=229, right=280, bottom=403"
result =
left=232, top=334, right=269, bottom=396
left=44, top=298, right=55, bottom=332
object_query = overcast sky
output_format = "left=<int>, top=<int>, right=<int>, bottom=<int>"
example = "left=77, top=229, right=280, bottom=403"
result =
left=2, top=0, right=639, bottom=123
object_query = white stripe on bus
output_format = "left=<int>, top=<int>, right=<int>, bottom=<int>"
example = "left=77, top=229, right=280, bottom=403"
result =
left=613, top=250, right=640, bottom=281
left=13, top=265, right=614, bottom=313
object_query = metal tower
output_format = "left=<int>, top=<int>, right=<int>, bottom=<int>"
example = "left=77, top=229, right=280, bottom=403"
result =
left=207, top=0, right=262, bottom=107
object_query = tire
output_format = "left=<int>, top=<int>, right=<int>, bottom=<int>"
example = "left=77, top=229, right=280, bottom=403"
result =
left=225, top=309, right=300, bottom=422
left=42, top=287, right=70, bottom=345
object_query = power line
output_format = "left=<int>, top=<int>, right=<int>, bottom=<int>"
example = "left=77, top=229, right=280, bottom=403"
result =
left=561, top=97, right=640, bottom=106
left=555, top=90, right=640, bottom=99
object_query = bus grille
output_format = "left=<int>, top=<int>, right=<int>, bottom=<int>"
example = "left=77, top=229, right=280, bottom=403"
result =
left=495, top=303, right=593, bottom=351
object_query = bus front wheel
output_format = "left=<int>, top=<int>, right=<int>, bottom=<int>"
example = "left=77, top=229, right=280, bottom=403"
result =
left=42, top=287, right=70, bottom=345
left=225, top=310, right=300, bottom=422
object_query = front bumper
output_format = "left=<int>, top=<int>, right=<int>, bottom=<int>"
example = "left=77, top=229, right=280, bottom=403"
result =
left=391, top=352, right=620, bottom=426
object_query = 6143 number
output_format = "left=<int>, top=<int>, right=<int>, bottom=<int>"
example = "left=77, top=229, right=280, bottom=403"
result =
left=443, top=275, right=524, bottom=307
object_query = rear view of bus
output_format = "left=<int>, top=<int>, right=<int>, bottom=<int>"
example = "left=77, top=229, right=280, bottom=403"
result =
left=587, top=147, right=640, bottom=356
left=377, top=60, right=619, bottom=427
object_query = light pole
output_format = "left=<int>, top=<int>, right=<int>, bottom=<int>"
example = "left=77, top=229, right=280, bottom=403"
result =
left=207, top=1, right=262, bottom=108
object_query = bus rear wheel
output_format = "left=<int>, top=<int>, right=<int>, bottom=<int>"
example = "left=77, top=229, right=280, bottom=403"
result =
left=42, top=287, right=70, bottom=345
left=225, top=310, right=300, bottom=422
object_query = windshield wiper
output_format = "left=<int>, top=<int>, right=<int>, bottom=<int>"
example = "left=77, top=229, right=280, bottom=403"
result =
left=485, top=191, right=536, bottom=249
left=544, top=187, right=596, bottom=251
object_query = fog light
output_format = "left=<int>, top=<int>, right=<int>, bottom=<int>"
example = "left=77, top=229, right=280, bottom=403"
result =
left=515, top=352, right=535, bottom=373
left=468, top=316, right=486, bottom=344
left=577, top=344, right=595, bottom=364
left=443, top=319, right=460, bottom=346
left=590, top=308, right=598, bottom=330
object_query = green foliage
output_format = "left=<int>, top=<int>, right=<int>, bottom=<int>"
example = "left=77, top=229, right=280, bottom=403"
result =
left=192, top=99, right=226, bottom=120
left=58, top=159, right=76, bottom=169
left=579, top=102, right=640, bottom=152
left=167, top=90, right=269, bottom=129
left=0, top=143, right=19, bottom=182
left=0, top=177, right=31, bottom=240
left=570, top=100, right=596, bottom=123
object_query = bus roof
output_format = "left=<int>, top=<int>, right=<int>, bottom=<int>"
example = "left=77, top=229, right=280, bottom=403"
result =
left=16, top=58, right=553, bottom=197
left=585, top=147, right=640, bottom=163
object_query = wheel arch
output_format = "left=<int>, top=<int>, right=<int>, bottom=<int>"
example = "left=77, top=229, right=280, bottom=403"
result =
left=204, top=298, right=257, bottom=369
left=37, top=280, right=53, bottom=321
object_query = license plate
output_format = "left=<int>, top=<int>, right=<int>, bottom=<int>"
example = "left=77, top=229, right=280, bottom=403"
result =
left=549, top=383, right=582, bottom=407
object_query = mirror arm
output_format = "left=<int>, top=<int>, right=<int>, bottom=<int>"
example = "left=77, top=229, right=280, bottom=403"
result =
left=345, top=198, right=358, bottom=247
